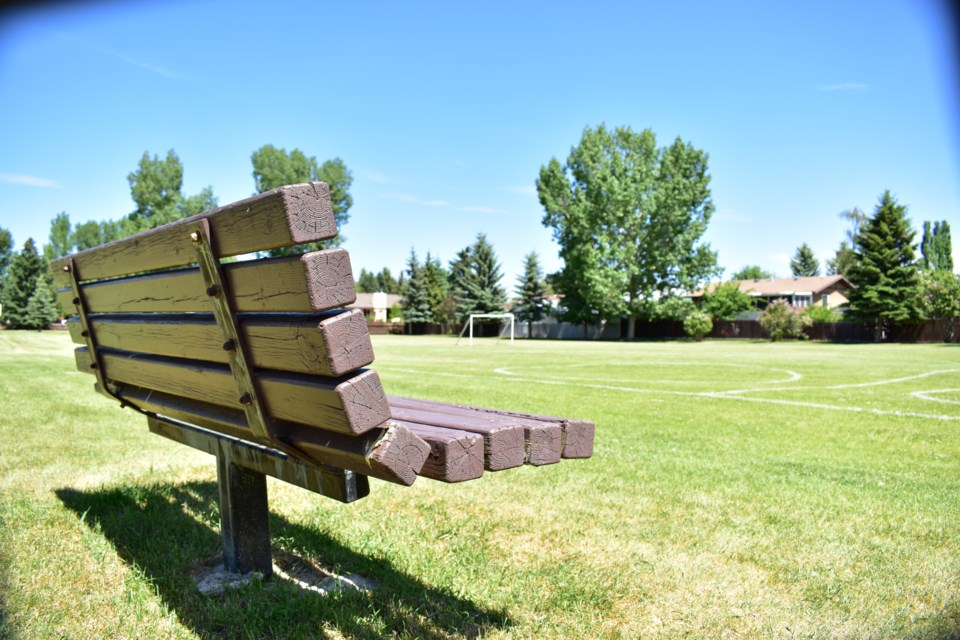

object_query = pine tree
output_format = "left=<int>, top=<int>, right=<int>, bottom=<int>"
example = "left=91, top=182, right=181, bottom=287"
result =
left=826, top=241, right=856, bottom=278
left=0, top=226, right=12, bottom=301
left=23, top=281, right=60, bottom=330
left=514, top=252, right=547, bottom=338
left=401, top=249, right=432, bottom=324
left=847, top=191, right=923, bottom=337
left=790, top=243, right=820, bottom=277
left=450, top=234, right=506, bottom=322
left=422, top=253, right=450, bottom=324
left=1, top=238, right=55, bottom=329
left=355, top=268, right=379, bottom=293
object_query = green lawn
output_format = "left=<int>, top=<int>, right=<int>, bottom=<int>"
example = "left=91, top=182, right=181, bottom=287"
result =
left=2, top=331, right=959, bottom=639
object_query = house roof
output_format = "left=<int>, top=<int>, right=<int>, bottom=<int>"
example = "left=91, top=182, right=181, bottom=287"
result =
left=348, top=292, right=403, bottom=310
left=689, top=275, right=852, bottom=298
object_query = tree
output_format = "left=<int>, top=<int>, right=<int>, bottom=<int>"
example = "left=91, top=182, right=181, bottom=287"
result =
left=377, top=267, right=400, bottom=294
left=0, top=226, right=12, bottom=300
left=401, top=249, right=432, bottom=325
left=701, top=281, right=755, bottom=320
left=537, top=124, right=719, bottom=338
left=1, top=238, right=55, bottom=329
left=731, top=265, right=773, bottom=281
left=790, top=243, right=820, bottom=277
left=43, top=212, right=73, bottom=260
left=683, top=311, right=712, bottom=341
left=125, top=150, right=217, bottom=236
left=920, top=221, right=953, bottom=272
left=251, top=144, right=352, bottom=254
left=423, top=253, right=450, bottom=324
left=23, top=281, right=60, bottom=330
left=514, top=252, right=547, bottom=338
left=921, top=270, right=960, bottom=341
left=449, top=233, right=506, bottom=322
left=826, top=240, right=856, bottom=277
left=846, top=191, right=923, bottom=337
left=71, top=219, right=121, bottom=251
left=355, top=268, right=379, bottom=293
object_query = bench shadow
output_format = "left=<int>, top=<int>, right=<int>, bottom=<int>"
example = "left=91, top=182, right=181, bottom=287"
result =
left=56, top=481, right=510, bottom=640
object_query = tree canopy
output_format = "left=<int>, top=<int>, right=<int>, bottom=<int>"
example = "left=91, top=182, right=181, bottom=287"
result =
left=1, top=238, right=58, bottom=329
left=251, top=144, right=352, bottom=254
left=701, top=281, right=755, bottom=320
left=514, top=252, right=547, bottom=336
left=846, top=191, right=923, bottom=334
left=731, top=265, right=773, bottom=281
left=401, top=249, right=432, bottom=324
left=126, top=150, right=216, bottom=234
left=537, top=124, right=718, bottom=336
left=449, top=233, right=507, bottom=322
left=790, top=243, right=820, bottom=277
left=920, top=220, right=953, bottom=273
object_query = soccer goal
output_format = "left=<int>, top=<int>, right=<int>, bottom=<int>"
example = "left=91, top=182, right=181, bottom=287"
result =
left=456, top=313, right=515, bottom=345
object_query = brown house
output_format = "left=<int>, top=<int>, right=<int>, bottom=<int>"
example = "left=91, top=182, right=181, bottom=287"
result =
left=690, top=275, right=853, bottom=310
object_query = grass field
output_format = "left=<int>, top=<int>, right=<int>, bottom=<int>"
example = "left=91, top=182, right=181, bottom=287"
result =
left=1, top=331, right=959, bottom=639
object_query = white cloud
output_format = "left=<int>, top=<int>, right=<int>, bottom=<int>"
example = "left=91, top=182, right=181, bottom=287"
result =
left=359, top=168, right=396, bottom=184
left=817, top=83, right=870, bottom=92
left=460, top=206, right=507, bottom=214
left=0, top=173, right=63, bottom=188
left=382, top=192, right=449, bottom=207
left=60, top=33, right=183, bottom=80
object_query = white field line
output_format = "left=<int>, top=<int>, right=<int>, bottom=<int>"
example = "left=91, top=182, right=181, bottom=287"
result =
left=911, top=389, right=960, bottom=406
left=383, top=366, right=960, bottom=422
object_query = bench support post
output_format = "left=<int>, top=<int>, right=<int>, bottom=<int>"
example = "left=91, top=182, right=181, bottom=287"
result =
left=217, top=454, right=273, bottom=577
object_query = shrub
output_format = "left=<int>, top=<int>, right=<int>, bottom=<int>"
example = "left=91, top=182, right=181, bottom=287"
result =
left=683, top=311, right=713, bottom=341
left=803, top=304, right=841, bottom=324
left=759, top=299, right=812, bottom=341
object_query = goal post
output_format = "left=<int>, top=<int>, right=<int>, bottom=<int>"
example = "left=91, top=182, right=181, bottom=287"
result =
left=456, top=313, right=515, bottom=345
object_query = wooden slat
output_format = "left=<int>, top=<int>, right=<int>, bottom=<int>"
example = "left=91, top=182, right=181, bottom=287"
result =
left=388, top=396, right=563, bottom=466
left=75, top=348, right=389, bottom=435
left=385, top=403, right=525, bottom=471
left=109, top=384, right=427, bottom=486
left=57, top=249, right=356, bottom=314
left=68, top=309, right=374, bottom=377
left=51, top=182, right=337, bottom=284
left=398, top=421, right=485, bottom=483
left=388, top=395, right=594, bottom=459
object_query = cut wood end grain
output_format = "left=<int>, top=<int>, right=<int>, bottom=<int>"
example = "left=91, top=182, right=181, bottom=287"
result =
left=302, top=250, right=357, bottom=310
left=335, top=370, right=392, bottom=434
left=283, top=182, right=337, bottom=243
left=319, top=310, right=376, bottom=376
left=365, top=421, right=431, bottom=486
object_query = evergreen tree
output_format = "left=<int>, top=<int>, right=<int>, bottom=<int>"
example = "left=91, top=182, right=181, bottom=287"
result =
left=423, top=253, right=450, bottom=324
left=401, top=249, right=432, bottom=324
left=377, top=267, right=399, bottom=294
left=921, top=220, right=953, bottom=272
left=847, top=191, right=923, bottom=337
left=450, top=234, right=506, bottom=322
left=826, top=241, right=856, bottom=278
left=1, top=238, right=55, bottom=329
left=23, top=280, right=60, bottom=330
left=790, top=243, right=820, bottom=277
left=0, top=226, right=12, bottom=300
left=514, top=252, right=547, bottom=337
left=356, top=268, right=379, bottom=293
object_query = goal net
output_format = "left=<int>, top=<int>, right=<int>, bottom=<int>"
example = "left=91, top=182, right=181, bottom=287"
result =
left=456, top=313, right=515, bottom=345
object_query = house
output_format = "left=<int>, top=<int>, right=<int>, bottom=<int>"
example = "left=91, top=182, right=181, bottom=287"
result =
left=348, top=292, right=403, bottom=322
left=690, top=275, right=853, bottom=310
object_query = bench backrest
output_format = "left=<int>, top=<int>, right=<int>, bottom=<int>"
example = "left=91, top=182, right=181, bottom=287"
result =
left=52, top=182, right=429, bottom=487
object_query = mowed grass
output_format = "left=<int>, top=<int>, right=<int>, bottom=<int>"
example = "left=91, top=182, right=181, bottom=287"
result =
left=1, top=331, right=959, bottom=639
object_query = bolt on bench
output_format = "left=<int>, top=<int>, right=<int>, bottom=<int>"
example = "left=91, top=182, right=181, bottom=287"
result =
left=52, top=182, right=594, bottom=577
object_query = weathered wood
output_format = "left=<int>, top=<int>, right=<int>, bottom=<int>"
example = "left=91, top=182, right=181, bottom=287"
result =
left=57, top=249, right=357, bottom=314
left=75, top=348, right=390, bottom=435
left=68, top=309, right=374, bottom=377
left=388, top=395, right=594, bottom=459
left=388, top=395, right=562, bottom=466
left=147, top=415, right=369, bottom=502
left=398, top=421, right=485, bottom=483
left=385, top=403, right=526, bottom=471
left=119, top=384, right=426, bottom=485
left=51, top=182, right=337, bottom=283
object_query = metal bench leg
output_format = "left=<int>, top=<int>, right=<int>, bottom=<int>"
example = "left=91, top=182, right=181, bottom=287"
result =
left=217, top=453, right=273, bottom=577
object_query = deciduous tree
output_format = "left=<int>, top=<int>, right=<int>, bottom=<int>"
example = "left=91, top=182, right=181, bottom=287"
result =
left=920, top=220, right=953, bottom=272
left=537, top=125, right=718, bottom=338
left=701, top=281, right=755, bottom=320
left=0, top=226, right=12, bottom=300
left=43, top=212, right=73, bottom=260
left=731, top=265, right=773, bottom=281
left=251, top=144, right=352, bottom=254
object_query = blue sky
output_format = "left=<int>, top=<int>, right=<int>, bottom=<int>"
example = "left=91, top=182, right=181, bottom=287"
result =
left=1, top=0, right=957, bottom=288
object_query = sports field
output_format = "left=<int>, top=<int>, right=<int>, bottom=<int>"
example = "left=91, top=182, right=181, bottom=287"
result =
left=1, top=331, right=958, bottom=639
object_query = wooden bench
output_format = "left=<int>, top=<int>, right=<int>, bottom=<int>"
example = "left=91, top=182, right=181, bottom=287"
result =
left=51, top=182, right=594, bottom=577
